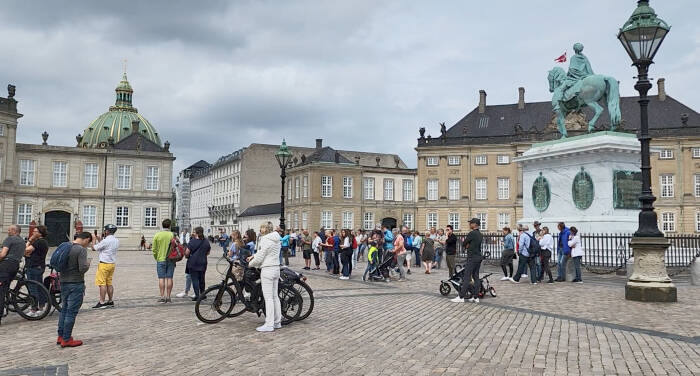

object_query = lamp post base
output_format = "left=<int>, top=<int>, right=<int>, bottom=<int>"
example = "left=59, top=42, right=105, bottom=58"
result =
left=625, top=236, right=677, bottom=302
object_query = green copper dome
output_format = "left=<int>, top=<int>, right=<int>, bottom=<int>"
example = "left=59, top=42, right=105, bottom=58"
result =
left=79, top=73, right=161, bottom=148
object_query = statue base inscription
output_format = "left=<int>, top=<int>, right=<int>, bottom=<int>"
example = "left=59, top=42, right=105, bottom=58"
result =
left=515, top=132, right=642, bottom=234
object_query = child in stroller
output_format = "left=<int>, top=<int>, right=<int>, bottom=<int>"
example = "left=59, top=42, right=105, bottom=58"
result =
left=363, top=242, right=394, bottom=282
left=439, top=264, right=497, bottom=299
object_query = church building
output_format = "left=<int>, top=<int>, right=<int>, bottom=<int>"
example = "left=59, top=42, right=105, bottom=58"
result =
left=0, top=73, right=174, bottom=247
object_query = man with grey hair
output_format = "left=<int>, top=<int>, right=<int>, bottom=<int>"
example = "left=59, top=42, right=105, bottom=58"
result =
left=0, top=225, right=26, bottom=324
left=512, top=225, right=537, bottom=284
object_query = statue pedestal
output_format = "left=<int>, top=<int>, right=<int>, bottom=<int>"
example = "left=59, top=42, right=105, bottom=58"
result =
left=626, top=237, right=677, bottom=302
left=515, top=132, right=641, bottom=234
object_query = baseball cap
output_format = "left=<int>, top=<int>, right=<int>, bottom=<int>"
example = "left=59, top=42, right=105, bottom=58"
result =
left=468, top=218, right=481, bottom=226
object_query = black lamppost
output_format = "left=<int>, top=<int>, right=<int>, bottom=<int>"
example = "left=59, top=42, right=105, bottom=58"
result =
left=618, top=0, right=670, bottom=238
left=275, top=140, right=292, bottom=231
left=618, top=0, right=675, bottom=302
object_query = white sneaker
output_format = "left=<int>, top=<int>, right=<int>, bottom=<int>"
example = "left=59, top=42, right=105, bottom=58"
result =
left=274, top=323, right=282, bottom=329
left=473, top=298, right=479, bottom=303
left=175, top=291, right=186, bottom=298
left=522, top=274, right=528, bottom=278
left=450, top=297, right=465, bottom=303
left=468, top=297, right=475, bottom=303
left=189, top=293, right=197, bottom=298
left=256, top=325, right=274, bottom=332
left=510, top=278, right=519, bottom=284
left=500, top=276, right=509, bottom=281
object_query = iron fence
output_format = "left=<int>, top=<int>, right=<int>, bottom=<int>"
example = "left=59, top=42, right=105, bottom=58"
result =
left=454, top=232, right=700, bottom=270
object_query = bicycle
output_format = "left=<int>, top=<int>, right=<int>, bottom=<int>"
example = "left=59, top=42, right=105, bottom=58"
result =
left=195, top=258, right=302, bottom=325
left=280, top=267, right=314, bottom=321
left=2, top=265, right=52, bottom=321
left=42, top=265, right=62, bottom=313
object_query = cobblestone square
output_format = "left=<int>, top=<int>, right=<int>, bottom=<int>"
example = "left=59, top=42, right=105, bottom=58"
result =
left=1, top=252, right=698, bottom=375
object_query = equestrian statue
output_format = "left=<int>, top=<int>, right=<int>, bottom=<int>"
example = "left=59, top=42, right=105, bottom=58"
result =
left=548, top=43, right=621, bottom=138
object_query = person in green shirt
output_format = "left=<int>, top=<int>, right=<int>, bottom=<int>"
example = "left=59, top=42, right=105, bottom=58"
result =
left=151, top=219, right=175, bottom=303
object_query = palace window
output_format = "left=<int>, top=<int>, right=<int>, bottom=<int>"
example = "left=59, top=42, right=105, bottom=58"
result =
left=302, top=175, right=308, bottom=198
left=343, top=177, right=353, bottom=199
left=302, top=212, right=308, bottom=230
left=427, top=179, right=438, bottom=201
left=402, top=179, right=413, bottom=201
left=117, top=165, right=132, bottom=190
left=321, top=210, right=332, bottom=228
left=116, top=206, right=129, bottom=227
left=363, top=178, right=375, bottom=200
left=447, top=156, right=460, bottom=166
left=448, top=213, right=460, bottom=231
left=295, top=177, right=300, bottom=199
left=693, top=148, right=700, bottom=159
left=498, top=178, right=510, bottom=200
left=342, top=211, right=354, bottom=229
left=427, top=213, right=438, bottom=229
left=19, top=159, right=35, bottom=186
left=426, top=156, right=438, bottom=166
left=661, top=212, right=675, bottom=232
left=696, top=212, right=700, bottom=232
left=498, top=213, right=511, bottom=229
left=321, top=176, right=333, bottom=198
left=448, top=179, right=460, bottom=200
left=695, top=174, right=700, bottom=198
left=83, top=205, right=97, bottom=227
left=146, top=166, right=159, bottom=191
left=363, top=212, right=374, bottom=230
left=402, top=213, right=413, bottom=230
left=477, top=213, right=488, bottom=231
left=52, top=161, right=68, bottom=187
left=84, top=163, right=98, bottom=189
left=0, top=124, right=4, bottom=136
left=475, top=155, right=487, bottom=165
left=144, top=207, right=158, bottom=228
left=475, top=178, right=488, bottom=200
left=383, top=179, right=394, bottom=201
left=17, top=203, right=32, bottom=226
left=497, top=155, right=510, bottom=165
left=659, top=149, right=674, bottom=159
left=660, top=175, right=674, bottom=198
left=287, top=179, right=293, bottom=201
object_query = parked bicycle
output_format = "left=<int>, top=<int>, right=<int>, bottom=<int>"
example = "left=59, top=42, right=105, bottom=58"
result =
left=2, top=265, right=51, bottom=322
left=42, top=265, right=62, bottom=313
left=195, top=258, right=302, bottom=324
left=280, top=267, right=314, bottom=321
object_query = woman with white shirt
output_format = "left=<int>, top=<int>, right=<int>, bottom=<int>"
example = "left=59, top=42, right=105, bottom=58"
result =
left=246, top=222, right=282, bottom=332
left=567, top=226, right=584, bottom=284
left=538, top=227, right=555, bottom=283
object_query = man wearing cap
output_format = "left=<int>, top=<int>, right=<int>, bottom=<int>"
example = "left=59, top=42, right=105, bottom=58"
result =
left=91, top=224, right=119, bottom=309
left=451, top=218, right=483, bottom=303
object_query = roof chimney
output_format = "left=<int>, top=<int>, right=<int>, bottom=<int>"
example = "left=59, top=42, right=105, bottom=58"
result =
left=315, top=139, right=323, bottom=149
left=478, top=90, right=487, bottom=114
left=657, top=78, right=666, bottom=101
left=131, top=119, right=140, bottom=135
left=518, top=87, right=525, bottom=110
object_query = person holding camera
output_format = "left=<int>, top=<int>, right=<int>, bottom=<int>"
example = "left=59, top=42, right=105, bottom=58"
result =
left=91, top=224, right=119, bottom=309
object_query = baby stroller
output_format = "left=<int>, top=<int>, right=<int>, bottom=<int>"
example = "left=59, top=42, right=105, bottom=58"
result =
left=440, top=266, right=497, bottom=299
left=363, top=249, right=394, bottom=282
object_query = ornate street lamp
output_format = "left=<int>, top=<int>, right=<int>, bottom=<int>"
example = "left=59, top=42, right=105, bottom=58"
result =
left=275, top=140, right=292, bottom=231
left=618, top=0, right=675, bottom=302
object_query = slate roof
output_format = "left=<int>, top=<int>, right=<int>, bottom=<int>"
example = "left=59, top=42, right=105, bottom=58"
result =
left=238, top=203, right=281, bottom=217
left=112, top=132, right=166, bottom=152
left=294, top=146, right=409, bottom=169
left=420, top=94, right=700, bottom=147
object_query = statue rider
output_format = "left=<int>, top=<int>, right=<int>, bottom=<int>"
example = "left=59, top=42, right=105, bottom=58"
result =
left=562, top=43, right=594, bottom=102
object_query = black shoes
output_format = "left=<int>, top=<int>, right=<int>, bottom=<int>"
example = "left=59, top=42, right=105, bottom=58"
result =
left=92, top=302, right=108, bottom=309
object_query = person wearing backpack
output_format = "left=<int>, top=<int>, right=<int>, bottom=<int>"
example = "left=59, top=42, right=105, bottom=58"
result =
left=56, top=232, right=93, bottom=347
left=511, top=225, right=537, bottom=284
left=151, top=219, right=175, bottom=303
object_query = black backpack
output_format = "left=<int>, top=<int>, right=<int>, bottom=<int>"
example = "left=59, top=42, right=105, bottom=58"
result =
left=526, top=233, right=541, bottom=257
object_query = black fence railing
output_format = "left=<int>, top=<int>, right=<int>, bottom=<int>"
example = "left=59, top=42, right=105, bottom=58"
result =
left=454, top=232, right=700, bottom=269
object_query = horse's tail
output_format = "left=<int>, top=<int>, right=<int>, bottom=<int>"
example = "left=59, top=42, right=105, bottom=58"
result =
left=605, top=76, right=621, bottom=129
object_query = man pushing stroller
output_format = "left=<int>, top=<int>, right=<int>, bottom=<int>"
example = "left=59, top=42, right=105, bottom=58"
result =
left=451, top=218, right=484, bottom=303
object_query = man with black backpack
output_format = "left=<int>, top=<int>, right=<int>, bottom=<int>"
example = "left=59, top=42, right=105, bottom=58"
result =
left=511, top=225, right=539, bottom=284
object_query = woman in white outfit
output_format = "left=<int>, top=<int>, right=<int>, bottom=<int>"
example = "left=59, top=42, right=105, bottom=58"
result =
left=247, top=222, right=282, bottom=332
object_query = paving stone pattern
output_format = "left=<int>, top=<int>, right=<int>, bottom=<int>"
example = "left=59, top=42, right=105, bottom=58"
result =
left=0, top=251, right=698, bottom=375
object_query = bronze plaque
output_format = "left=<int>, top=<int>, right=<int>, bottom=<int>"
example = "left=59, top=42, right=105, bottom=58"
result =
left=613, top=170, right=642, bottom=209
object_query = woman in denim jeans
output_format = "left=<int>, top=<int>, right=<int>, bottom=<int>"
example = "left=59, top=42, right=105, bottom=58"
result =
left=24, top=225, right=49, bottom=316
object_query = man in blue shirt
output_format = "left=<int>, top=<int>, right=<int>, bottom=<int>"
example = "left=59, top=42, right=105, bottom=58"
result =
left=512, top=225, right=537, bottom=284
left=556, top=222, right=571, bottom=282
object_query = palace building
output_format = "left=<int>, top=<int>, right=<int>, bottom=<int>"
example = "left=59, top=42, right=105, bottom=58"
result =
left=0, top=73, right=174, bottom=247
left=415, top=79, right=700, bottom=233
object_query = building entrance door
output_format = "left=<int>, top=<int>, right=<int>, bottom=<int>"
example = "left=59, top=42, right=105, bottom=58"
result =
left=45, top=211, right=71, bottom=246
left=381, top=217, right=397, bottom=230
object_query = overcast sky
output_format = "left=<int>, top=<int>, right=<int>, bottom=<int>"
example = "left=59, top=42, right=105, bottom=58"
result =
left=2, top=1, right=698, bottom=175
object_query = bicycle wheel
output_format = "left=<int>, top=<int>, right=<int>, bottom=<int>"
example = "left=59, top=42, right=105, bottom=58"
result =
left=278, top=285, right=302, bottom=325
left=13, top=280, right=51, bottom=320
left=293, top=281, right=314, bottom=321
left=226, top=284, right=248, bottom=318
left=195, top=284, right=235, bottom=324
left=50, top=291, right=61, bottom=313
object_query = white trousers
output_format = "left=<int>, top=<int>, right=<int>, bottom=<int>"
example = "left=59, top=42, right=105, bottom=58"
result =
left=260, top=266, right=281, bottom=328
